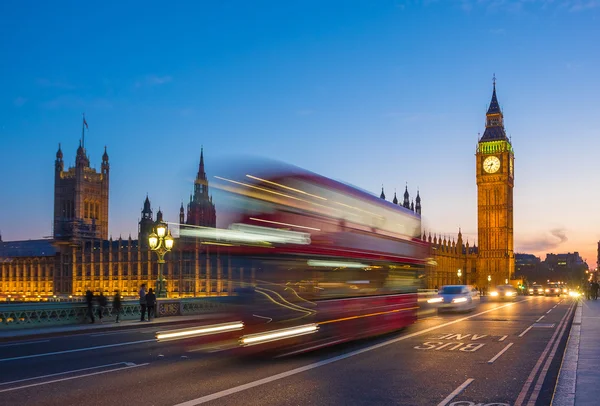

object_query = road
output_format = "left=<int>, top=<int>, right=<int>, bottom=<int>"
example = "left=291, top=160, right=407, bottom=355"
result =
left=0, top=296, right=575, bottom=406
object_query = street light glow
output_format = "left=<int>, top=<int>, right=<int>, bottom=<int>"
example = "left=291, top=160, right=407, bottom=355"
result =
left=149, top=232, right=158, bottom=249
left=156, top=223, right=166, bottom=238
left=164, top=231, right=174, bottom=249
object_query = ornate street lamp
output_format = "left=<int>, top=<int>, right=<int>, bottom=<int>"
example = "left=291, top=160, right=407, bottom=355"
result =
left=487, top=274, right=491, bottom=294
left=457, top=269, right=462, bottom=284
left=149, top=220, right=174, bottom=298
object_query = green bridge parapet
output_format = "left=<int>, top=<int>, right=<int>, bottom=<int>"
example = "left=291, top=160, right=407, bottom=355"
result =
left=0, top=297, right=232, bottom=330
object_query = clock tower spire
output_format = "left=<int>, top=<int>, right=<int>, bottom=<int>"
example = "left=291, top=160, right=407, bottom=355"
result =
left=476, top=77, right=514, bottom=287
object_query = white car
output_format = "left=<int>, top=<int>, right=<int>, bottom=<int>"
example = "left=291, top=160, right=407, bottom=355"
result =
left=427, top=285, right=480, bottom=312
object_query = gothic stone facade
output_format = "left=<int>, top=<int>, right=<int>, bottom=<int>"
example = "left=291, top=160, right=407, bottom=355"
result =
left=53, top=139, right=109, bottom=240
left=0, top=238, right=248, bottom=298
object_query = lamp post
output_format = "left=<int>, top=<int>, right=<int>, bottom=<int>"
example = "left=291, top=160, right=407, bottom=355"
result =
left=487, top=274, right=491, bottom=294
left=149, top=220, right=174, bottom=298
left=457, top=269, right=462, bottom=284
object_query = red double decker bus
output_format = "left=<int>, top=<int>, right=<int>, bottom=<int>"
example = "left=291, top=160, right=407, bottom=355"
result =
left=162, top=160, right=428, bottom=356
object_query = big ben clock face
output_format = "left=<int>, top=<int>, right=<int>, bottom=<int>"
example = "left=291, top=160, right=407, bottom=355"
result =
left=483, top=156, right=501, bottom=173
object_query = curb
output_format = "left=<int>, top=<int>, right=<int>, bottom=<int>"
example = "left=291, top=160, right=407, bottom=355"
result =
left=551, top=300, right=582, bottom=406
left=0, top=314, right=225, bottom=342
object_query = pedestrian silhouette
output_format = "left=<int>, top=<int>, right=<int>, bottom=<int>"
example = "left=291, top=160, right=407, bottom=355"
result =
left=85, top=289, right=95, bottom=324
left=113, top=290, right=122, bottom=323
left=592, top=281, right=599, bottom=300
left=139, top=284, right=148, bottom=321
left=98, top=292, right=107, bottom=323
left=146, top=288, right=157, bottom=321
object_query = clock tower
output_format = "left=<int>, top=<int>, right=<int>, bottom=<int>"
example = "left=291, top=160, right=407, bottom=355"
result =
left=476, top=78, right=514, bottom=287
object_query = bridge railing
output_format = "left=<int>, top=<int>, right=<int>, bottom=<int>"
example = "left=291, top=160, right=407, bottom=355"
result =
left=0, top=297, right=232, bottom=330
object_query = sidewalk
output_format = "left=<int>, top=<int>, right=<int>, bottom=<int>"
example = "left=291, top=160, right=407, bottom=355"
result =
left=553, top=299, right=600, bottom=405
left=0, top=313, right=225, bottom=341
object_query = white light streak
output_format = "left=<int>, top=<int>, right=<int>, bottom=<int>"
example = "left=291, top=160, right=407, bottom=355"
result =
left=240, top=324, right=318, bottom=346
left=156, top=322, right=244, bottom=342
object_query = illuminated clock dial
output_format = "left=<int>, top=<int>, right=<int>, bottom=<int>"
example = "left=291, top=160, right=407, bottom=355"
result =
left=483, top=156, right=501, bottom=173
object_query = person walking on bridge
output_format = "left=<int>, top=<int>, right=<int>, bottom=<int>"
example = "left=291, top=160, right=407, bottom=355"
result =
left=592, top=280, right=600, bottom=300
left=113, top=290, right=122, bottom=323
left=146, top=288, right=157, bottom=321
left=97, top=292, right=107, bottom=323
left=85, top=289, right=95, bottom=324
left=139, top=284, right=148, bottom=322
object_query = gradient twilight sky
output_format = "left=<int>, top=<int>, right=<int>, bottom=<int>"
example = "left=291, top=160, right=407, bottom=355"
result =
left=1, top=1, right=599, bottom=265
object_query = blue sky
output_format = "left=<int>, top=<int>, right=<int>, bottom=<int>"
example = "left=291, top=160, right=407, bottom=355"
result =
left=1, top=0, right=599, bottom=264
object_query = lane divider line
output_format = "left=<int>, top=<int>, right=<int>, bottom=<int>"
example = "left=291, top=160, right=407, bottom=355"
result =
left=498, top=335, right=507, bottom=342
left=488, top=343, right=514, bottom=364
left=0, top=363, right=149, bottom=393
left=536, top=316, right=545, bottom=323
left=0, top=339, right=156, bottom=362
left=173, top=301, right=523, bottom=406
left=437, top=378, right=475, bottom=406
left=547, top=309, right=553, bottom=314
left=519, top=326, right=533, bottom=337
left=0, top=339, right=50, bottom=348
left=526, top=305, right=576, bottom=406
left=513, top=301, right=575, bottom=406
left=0, top=362, right=130, bottom=386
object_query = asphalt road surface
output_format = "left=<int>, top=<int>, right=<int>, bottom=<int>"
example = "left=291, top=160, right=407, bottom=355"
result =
left=0, top=296, right=575, bottom=406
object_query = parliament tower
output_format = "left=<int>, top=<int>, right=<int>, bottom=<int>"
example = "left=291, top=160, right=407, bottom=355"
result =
left=53, top=118, right=109, bottom=240
left=182, top=148, right=216, bottom=228
left=476, top=78, right=514, bottom=286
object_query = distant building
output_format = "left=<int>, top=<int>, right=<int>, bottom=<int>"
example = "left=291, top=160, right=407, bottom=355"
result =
left=514, top=253, right=542, bottom=283
left=53, top=118, right=109, bottom=240
left=0, top=126, right=227, bottom=297
left=183, top=148, right=216, bottom=228
left=476, top=78, right=515, bottom=287
left=407, top=79, right=514, bottom=288
left=545, top=252, right=586, bottom=271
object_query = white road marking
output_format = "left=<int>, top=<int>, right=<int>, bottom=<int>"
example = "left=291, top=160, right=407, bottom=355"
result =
left=518, top=326, right=533, bottom=337
left=173, top=302, right=520, bottom=406
left=487, top=343, right=514, bottom=364
left=0, top=362, right=129, bottom=386
left=0, top=339, right=50, bottom=348
left=437, top=378, right=475, bottom=406
left=526, top=307, right=575, bottom=406
left=546, top=309, right=553, bottom=314
left=0, top=339, right=155, bottom=362
left=89, top=327, right=162, bottom=336
left=514, top=302, right=575, bottom=406
left=536, top=315, right=545, bottom=322
left=89, top=331, right=134, bottom=337
left=498, top=335, right=507, bottom=342
left=0, top=362, right=148, bottom=393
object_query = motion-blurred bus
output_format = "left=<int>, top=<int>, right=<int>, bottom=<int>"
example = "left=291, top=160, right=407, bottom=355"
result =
left=159, top=159, right=429, bottom=356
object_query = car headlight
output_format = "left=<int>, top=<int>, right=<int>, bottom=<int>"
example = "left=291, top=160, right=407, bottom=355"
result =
left=490, top=291, right=499, bottom=296
left=427, top=297, right=443, bottom=304
left=545, top=289, right=550, bottom=292
left=505, top=291, right=514, bottom=296
left=529, top=289, right=534, bottom=292
left=452, top=297, right=468, bottom=303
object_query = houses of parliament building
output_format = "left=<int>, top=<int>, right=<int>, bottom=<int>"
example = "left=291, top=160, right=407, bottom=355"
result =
left=0, top=81, right=515, bottom=297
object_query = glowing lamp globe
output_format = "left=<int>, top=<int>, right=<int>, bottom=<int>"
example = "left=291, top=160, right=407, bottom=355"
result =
left=165, top=231, right=174, bottom=250
left=156, top=223, right=167, bottom=238
left=149, top=232, right=159, bottom=249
